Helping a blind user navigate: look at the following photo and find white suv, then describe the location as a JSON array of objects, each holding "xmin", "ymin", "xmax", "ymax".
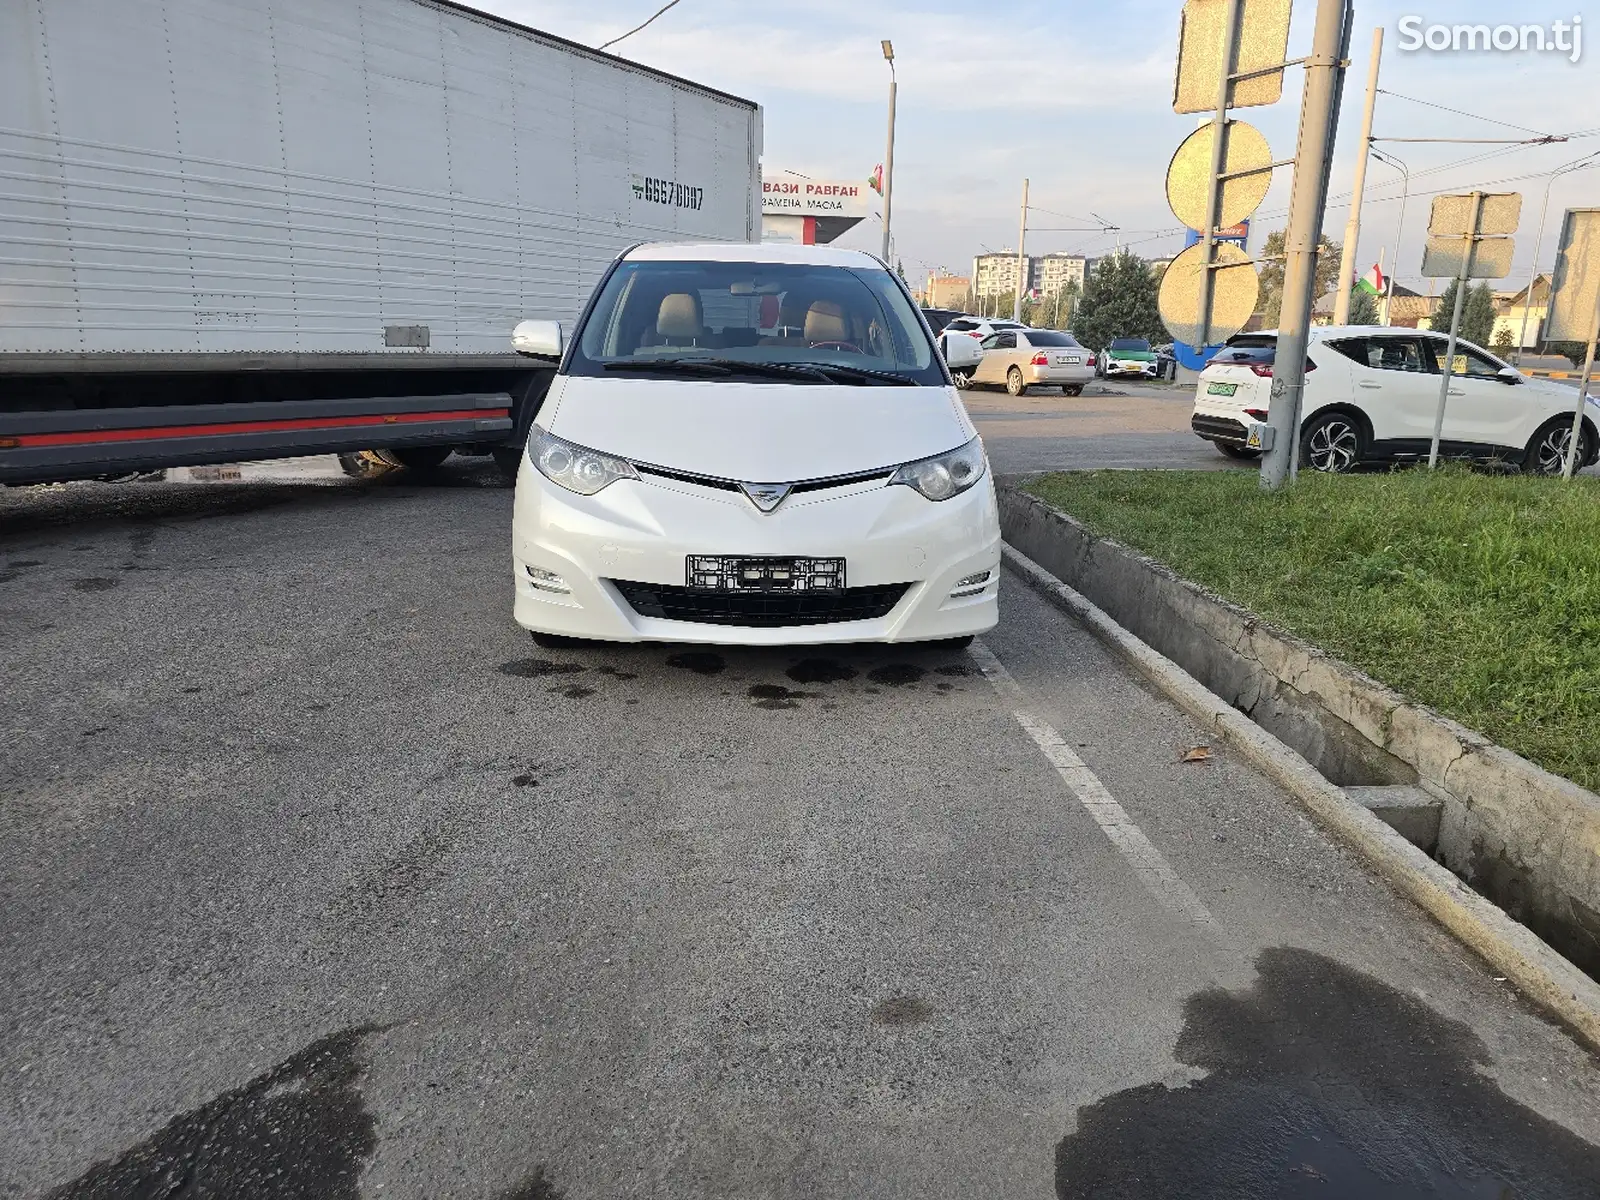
[
  {"xmin": 1191, "ymin": 326, "xmax": 1600, "ymax": 474},
  {"xmin": 938, "ymin": 317, "xmax": 1027, "ymax": 382}
]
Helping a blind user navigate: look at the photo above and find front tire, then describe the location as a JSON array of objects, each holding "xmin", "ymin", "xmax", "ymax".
[
  {"xmin": 1523, "ymin": 417, "xmax": 1595, "ymax": 476},
  {"xmin": 1216, "ymin": 443, "xmax": 1260, "ymax": 460},
  {"xmin": 1005, "ymin": 367, "xmax": 1027, "ymax": 397},
  {"xmin": 1299, "ymin": 411, "xmax": 1364, "ymax": 473},
  {"xmin": 951, "ymin": 369, "xmax": 973, "ymax": 390}
]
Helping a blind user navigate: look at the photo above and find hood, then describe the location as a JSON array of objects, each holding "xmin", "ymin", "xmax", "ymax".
[
  {"xmin": 1109, "ymin": 348, "xmax": 1156, "ymax": 359},
  {"xmin": 543, "ymin": 377, "xmax": 973, "ymax": 481},
  {"xmin": 1521, "ymin": 374, "xmax": 1600, "ymax": 404}
]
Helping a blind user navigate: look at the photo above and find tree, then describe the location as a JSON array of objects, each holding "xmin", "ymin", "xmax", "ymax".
[
  {"xmin": 1074, "ymin": 250, "xmax": 1165, "ymax": 351},
  {"xmin": 1256, "ymin": 229, "xmax": 1345, "ymax": 328},
  {"xmin": 1347, "ymin": 286, "xmax": 1379, "ymax": 326},
  {"xmin": 1432, "ymin": 280, "xmax": 1498, "ymax": 347},
  {"xmin": 1492, "ymin": 325, "xmax": 1516, "ymax": 354}
]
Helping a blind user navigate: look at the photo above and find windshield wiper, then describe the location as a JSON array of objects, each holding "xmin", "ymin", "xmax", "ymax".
[
  {"xmin": 602, "ymin": 358, "xmax": 835, "ymax": 382},
  {"xmin": 603, "ymin": 359, "xmax": 734, "ymax": 376},
  {"xmin": 601, "ymin": 357, "xmax": 918, "ymax": 385},
  {"xmin": 787, "ymin": 362, "xmax": 920, "ymax": 386}
]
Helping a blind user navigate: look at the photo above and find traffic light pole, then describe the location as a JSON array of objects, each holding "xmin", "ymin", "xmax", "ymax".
[{"xmin": 1260, "ymin": 0, "xmax": 1352, "ymax": 490}]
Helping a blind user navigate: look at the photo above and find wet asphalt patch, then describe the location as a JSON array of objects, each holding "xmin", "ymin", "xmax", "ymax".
[
  {"xmin": 71, "ymin": 577, "xmax": 119, "ymax": 593},
  {"xmin": 550, "ymin": 684, "xmax": 596, "ymax": 699},
  {"xmin": 870, "ymin": 995, "xmax": 936, "ymax": 1028},
  {"xmin": 867, "ymin": 663, "xmax": 926, "ymax": 687},
  {"xmin": 747, "ymin": 683, "xmax": 820, "ymax": 710},
  {"xmin": 498, "ymin": 659, "xmax": 586, "ymax": 679},
  {"xmin": 1054, "ymin": 947, "xmax": 1600, "ymax": 1199},
  {"xmin": 43, "ymin": 1026, "xmax": 567, "ymax": 1200},
  {"xmin": 45, "ymin": 1026, "xmax": 384, "ymax": 1199},
  {"xmin": 665, "ymin": 651, "xmax": 726, "ymax": 675},
  {"xmin": 786, "ymin": 658, "xmax": 859, "ymax": 684}
]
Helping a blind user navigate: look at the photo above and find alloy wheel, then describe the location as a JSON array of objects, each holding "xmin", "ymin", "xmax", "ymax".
[
  {"xmin": 1533, "ymin": 425, "xmax": 1578, "ymax": 475},
  {"xmin": 1307, "ymin": 419, "xmax": 1359, "ymax": 472}
]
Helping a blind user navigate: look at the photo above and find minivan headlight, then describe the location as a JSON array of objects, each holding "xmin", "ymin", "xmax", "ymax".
[
  {"xmin": 531, "ymin": 426, "xmax": 639, "ymax": 495},
  {"xmin": 889, "ymin": 436, "xmax": 986, "ymax": 501}
]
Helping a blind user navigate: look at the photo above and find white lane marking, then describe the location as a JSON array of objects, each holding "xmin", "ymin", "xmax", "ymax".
[{"xmin": 970, "ymin": 638, "xmax": 1219, "ymax": 929}]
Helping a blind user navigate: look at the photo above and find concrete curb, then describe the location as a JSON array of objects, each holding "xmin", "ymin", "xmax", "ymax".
[{"xmin": 1003, "ymin": 541, "xmax": 1600, "ymax": 1054}]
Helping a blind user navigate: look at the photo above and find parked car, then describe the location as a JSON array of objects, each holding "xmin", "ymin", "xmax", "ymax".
[
  {"xmin": 1154, "ymin": 343, "xmax": 1179, "ymax": 382},
  {"xmin": 1190, "ymin": 327, "xmax": 1600, "ymax": 473},
  {"xmin": 921, "ymin": 308, "xmax": 968, "ymax": 335},
  {"xmin": 937, "ymin": 316, "xmax": 1027, "ymax": 385},
  {"xmin": 970, "ymin": 329, "xmax": 1096, "ymax": 396},
  {"xmin": 510, "ymin": 242, "xmax": 1001, "ymax": 646},
  {"xmin": 1098, "ymin": 337, "xmax": 1160, "ymax": 379}
]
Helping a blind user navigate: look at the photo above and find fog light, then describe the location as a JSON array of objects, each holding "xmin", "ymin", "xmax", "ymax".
[
  {"xmin": 525, "ymin": 564, "xmax": 570, "ymax": 594},
  {"xmin": 950, "ymin": 570, "xmax": 992, "ymax": 598}
]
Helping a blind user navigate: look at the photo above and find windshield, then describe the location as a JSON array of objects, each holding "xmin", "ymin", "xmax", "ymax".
[
  {"xmin": 1026, "ymin": 331, "xmax": 1081, "ymax": 347},
  {"xmin": 566, "ymin": 260, "xmax": 947, "ymax": 385},
  {"xmin": 1109, "ymin": 338, "xmax": 1151, "ymax": 352}
]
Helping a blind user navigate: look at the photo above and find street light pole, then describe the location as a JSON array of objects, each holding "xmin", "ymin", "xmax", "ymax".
[
  {"xmin": 1013, "ymin": 178, "xmax": 1029, "ymax": 324},
  {"xmin": 1371, "ymin": 148, "xmax": 1408, "ymax": 326},
  {"xmin": 880, "ymin": 40, "xmax": 896, "ymax": 263},
  {"xmin": 1515, "ymin": 154, "xmax": 1599, "ymax": 363},
  {"xmin": 1333, "ymin": 26, "xmax": 1383, "ymax": 326}
]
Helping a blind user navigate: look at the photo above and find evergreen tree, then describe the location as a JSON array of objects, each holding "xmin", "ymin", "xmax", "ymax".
[
  {"xmin": 1256, "ymin": 229, "xmax": 1345, "ymax": 327},
  {"xmin": 1074, "ymin": 250, "xmax": 1165, "ymax": 351},
  {"xmin": 1347, "ymin": 286, "xmax": 1379, "ymax": 326},
  {"xmin": 1431, "ymin": 280, "xmax": 1498, "ymax": 347}
]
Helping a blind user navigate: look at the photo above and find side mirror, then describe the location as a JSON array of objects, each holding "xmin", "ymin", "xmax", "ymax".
[
  {"xmin": 1497, "ymin": 366, "xmax": 1522, "ymax": 384},
  {"xmin": 512, "ymin": 319, "xmax": 563, "ymax": 359}
]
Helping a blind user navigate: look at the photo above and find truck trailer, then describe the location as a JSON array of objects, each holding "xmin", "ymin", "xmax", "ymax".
[{"xmin": 0, "ymin": 0, "xmax": 762, "ymax": 483}]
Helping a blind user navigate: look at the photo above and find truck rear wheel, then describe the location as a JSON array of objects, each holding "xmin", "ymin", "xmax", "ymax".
[
  {"xmin": 492, "ymin": 446, "xmax": 525, "ymax": 481},
  {"xmin": 383, "ymin": 446, "xmax": 451, "ymax": 470}
]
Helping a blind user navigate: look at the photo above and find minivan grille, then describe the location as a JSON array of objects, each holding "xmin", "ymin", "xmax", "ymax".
[{"xmin": 611, "ymin": 580, "xmax": 911, "ymax": 627}]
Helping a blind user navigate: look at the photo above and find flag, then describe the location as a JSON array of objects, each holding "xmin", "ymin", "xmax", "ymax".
[
  {"xmin": 868, "ymin": 164, "xmax": 883, "ymax": 196},
  {"xmin": 1356, "ymin": 263, "xmax": 1386, "ymax": 295}
]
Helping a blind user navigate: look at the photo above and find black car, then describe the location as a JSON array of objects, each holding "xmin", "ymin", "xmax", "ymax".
[{"xmin": 921, "ymin": 308, "xmax": 970, "ymax": 336}]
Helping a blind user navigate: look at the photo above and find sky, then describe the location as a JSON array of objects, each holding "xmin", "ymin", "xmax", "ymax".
[{"xmin": 487, "ymin": 0, "xmax": 1598, "ymax": 297}]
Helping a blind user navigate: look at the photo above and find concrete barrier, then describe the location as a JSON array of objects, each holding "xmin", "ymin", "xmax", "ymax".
[{"xmin": 998, "ymin": 479, "xmax": 1600, "ymax": 980}]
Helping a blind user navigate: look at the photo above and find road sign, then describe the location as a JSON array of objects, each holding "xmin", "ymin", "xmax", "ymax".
[
  {"xmin": 1429, "ymin": 192, "xmax": 1521, "ymax": 237},
  {"xmin": 1420, "ymin": 235, "xmax": 1515, "ymax": 280},
  {"xmin": 1546, "ymin": 207, "xmax": 1600, "ymax": 342},
  {"xmin": 1159, "ymin": 241, "xmax": 1259, "ymax": 346},
  {"xmin": 1166, "ymin": 120, "xmax": 1273, "ymax": 232},
  {"xmin": 1173, "ymin": 0, "xmax": 1294, "ymax": 113}
]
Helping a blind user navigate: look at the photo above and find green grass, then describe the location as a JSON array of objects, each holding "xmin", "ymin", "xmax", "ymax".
[{"xmin": 1024, "ymin": 469, "xmax": 1600, "ymax": 793}]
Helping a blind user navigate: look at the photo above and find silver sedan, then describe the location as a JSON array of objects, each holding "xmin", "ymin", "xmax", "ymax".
[{"xmin": 970, "ymin": 328, "xmax": 1096, "ymax": 396}]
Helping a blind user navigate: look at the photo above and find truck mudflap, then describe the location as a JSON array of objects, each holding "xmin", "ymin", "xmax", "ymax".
[{"xmin": 0, "ymin": 393, "xmax": 513, "ymax": 486}]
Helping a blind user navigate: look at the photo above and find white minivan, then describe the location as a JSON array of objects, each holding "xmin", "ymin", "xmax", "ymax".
[
  {"xmin": 508, "ymin": 243, "xmax": 1001, "ymax": 646},
  {"xmin": 1191, "ymin": 326, "xmax": 1600, "ymax": 473}
]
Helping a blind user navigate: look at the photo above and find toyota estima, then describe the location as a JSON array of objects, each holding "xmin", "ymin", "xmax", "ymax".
[{"xmin": 508, "ymin": 243, "xmax": 1001, "ymax": 646}]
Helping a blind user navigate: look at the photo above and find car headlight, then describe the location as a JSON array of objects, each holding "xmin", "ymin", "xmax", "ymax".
[
  {"xmin": 889, "ymin": 436, "xmax": 986, "ymax": 501},
  {"xmin": 531, "ymin": 425, "xmax": 639, "ymax": 495}
]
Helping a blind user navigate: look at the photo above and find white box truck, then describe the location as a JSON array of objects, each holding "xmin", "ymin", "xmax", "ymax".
[{"xmin": 0, "ymin": 0, "xmax": 761, "ymax": 482}]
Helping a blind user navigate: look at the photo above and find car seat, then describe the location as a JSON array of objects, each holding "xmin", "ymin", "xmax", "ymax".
[{"xmin": 653, "ymin": 293, "xmax": 704, "ymax": 348}]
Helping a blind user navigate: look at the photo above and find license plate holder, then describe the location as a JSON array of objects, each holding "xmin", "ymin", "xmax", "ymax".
[
  {"xmin": 687, "ymin": 555, "xmax": 845, "ymax": 592},
  {"xmin": 1207, "ymin": 381, "xmax": 1239, "ymax": 396}
]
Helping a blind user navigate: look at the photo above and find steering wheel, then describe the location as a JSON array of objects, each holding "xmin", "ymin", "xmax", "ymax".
[{"xmin": 808, "ymin": 340, "xmax": 862, "ymax": 354}]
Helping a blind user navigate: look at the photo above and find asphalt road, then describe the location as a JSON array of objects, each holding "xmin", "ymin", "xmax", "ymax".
[
  {"xmin": 3, "ymin": 465, "xmax": 1599, "ymax": 1198},
  {"xmin": 966, "ymin": 380, "xmax": 1246, "ymax": 474}
]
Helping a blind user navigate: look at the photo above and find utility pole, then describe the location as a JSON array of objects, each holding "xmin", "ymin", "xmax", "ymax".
[
  {"xmin": 1013, "ymin": 178, "xmax": 1029, "ymax": 324},
  {"xmin": 1429, "ymin": 192, "xmax": 1485, "ymax": 469},
  {"xmin": 880, "ymin": 40, "xmax": 896, "ymax": 261},
  {"xmin": 1332, "ymin": 26, "xmax": 1382, "ymax": 326},
  {"xmin": 1260, "ymin": 0, "xmax": 1352, "ymax": 490}
]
